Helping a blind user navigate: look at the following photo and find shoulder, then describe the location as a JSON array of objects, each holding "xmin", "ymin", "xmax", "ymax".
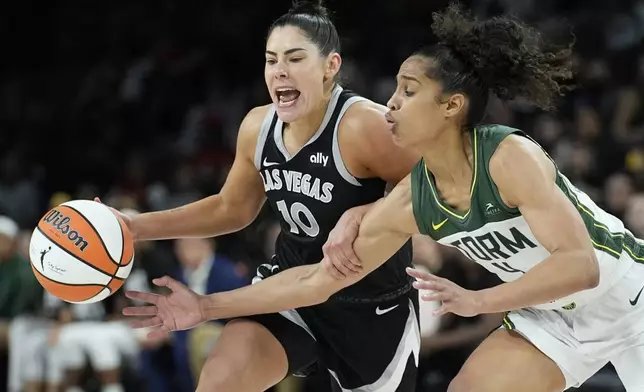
[
  {"xmin": 236, "ymin": 104, "xmax": 273, "ymax": 154},
  {"xmin": 239, "ymin": 104, "xmax": 272, "ymax": 139},
  {"xmin": 476, "ymin": 124, "xmax": 524, "ymax": 144},
  {"xmin": 489, "ymin": 134, "xmax": 553, "ymax": 175},
  {"xmin": 338, "ymin": 100, "xmax": 389, "ymax": 136},
  {"xmin": 489, "ymin": 134, "xmax": 556, "ymax": 207},
  {"xmin": 337, "ymin": 98, "xmax": 419, "ymax": 182}
]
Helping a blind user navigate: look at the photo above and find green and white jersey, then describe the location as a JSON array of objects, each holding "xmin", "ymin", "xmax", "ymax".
[{"xmin": 411, "ymin": 124, "xmax": 644, "ymax": 310}]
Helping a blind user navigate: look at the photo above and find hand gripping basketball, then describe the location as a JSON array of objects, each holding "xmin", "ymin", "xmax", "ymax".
[
  {"xmin": 123, "ymin": 276, "xmax": 207, "ymax": 339},
  {"xmin": 93, "ymin": 197, "xmax": 136, "ymax": 239}
]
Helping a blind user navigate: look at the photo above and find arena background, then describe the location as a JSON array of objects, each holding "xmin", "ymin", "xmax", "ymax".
[{"xmin": 1, "ymin": 0, "xmax": 643, "ymax": 391}]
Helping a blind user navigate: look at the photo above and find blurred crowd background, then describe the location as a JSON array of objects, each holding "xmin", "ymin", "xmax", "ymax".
[{"xmin": 2, "ymin": 0, "xmax": 644, "ymax": 391}]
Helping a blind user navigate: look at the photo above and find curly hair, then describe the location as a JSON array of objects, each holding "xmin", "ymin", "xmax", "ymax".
[{"xmin": 416, "ymin": 3, "xmax": 574, "ymax": 128}]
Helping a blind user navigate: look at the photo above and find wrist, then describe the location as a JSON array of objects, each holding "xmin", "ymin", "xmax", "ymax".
[
  {"xmin": 476, "ymin": 288, "xmax": 493, "ymax": 314},
  {"xmin": 129, "ymin": 215, "xmax": 143, "ymax": 241},
  {"xmin": 198, "ymin": 294, "xmax": 211, "ymax": 322}
]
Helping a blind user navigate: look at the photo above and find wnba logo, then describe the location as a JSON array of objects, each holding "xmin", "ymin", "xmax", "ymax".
[{"xmin": 42, "ymin": 210, "xmax": 89, "ymax": 251}]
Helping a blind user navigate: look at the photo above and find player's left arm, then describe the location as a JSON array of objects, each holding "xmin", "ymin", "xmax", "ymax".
[
  {"xmin": 198, "ymin": 176, "xmax": 420, "ymax": 320},
  {"xmin": 322, "ymin": 102, "xmax": 419, "ymax": 278},
  {"xmin": 476, "ymin": 135, "xmax": 599, "ymax": 314}
]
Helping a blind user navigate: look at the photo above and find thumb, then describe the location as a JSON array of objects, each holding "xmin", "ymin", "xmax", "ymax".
[
  {"xmin": 153, "ymin": 276, "xmax": 184, "ymax": 292},
  {"xmin": 94, "ymin": 197, "xmax": 102, "ymax": 204}
]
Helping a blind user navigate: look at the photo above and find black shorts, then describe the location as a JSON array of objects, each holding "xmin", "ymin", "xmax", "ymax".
[{"xmin": 245, "ymin": 263, "xmax": 420, "ymax": 392}]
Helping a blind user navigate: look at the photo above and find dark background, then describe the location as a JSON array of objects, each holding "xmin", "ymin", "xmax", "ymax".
[{"xmin": 1, "ymin": 0, "xmax": 643, "ymax": 391}]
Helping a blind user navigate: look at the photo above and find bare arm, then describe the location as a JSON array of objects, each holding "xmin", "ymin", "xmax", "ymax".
[
  {"xmin": 328, "ymin": 102, "xmax": 419, "ymax": 228},
  {"xmin": 476, "ymin": 135, "xmax": 599, "ymax": 313},
  {"xmin": 320, "ymin": 102, "xmax": 420, "ymax": 277},
  {"xmin": 200, "ymin": 175, "xmax": 420, "ymax": 319},
  {"xmin": 130, "ymin": 106, "xmax": 269, "ymax": 240},
  {"xmin": 340, "ymin": 101, "xmax": 419, "ymax": 185}
]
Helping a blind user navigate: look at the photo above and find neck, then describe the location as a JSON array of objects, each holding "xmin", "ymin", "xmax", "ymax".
[
  {"xmin": 285, "ymin": 84, "xmax": 336, "ymax": 143},
  {"xmin": 417, "ymin": 126, "xmax": 473, "ymax": 186}
]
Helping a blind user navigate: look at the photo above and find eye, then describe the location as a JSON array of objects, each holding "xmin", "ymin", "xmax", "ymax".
[
  {"xmin": 266, "ymin": 59, "xmax": 277, "ymax": 65},
  {"xmin": 290, "ymin": 57, "xmax": 303, "ymax": 63},
  {"xmin": 404, "ymin": 88, "xmax": 415, "ymax": 97}
]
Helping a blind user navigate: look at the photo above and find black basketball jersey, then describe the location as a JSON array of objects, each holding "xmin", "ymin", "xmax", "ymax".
[{"xmin": 254, "ymin": 86, "xmax": 413, "ymax": 302}]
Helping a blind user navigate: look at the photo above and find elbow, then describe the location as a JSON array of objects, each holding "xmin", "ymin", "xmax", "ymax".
[
  {"xmin": 232, "ymin": 209, "xmax": 259, "ymax": 231},
  {"xmin": 586, "ymin": 263, "xmax": 600, "ymax": 290},
  {"xmin": 580, "ymin": 250, "xmax": 600, "ymax": 290},
  {"xmin": 219, "ymin": 201, "xmax": 261, "ymax": 233}
]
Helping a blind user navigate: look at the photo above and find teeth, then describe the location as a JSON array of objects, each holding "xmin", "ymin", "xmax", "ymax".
[
  {"xmin": 275, "ymin": 87, "xmax": 300, "ymax": 105},
  {"xmin": 276, "ymin": 88, "xmax": 296, "ymax": 96}
]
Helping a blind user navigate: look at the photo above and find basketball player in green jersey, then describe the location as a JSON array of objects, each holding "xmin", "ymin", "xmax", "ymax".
[{"xmin": 123, "ymin": 4, "xmax": 644, "ymax": 391}]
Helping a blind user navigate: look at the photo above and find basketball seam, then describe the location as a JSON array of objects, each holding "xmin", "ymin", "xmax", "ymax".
[
  {"xmin": 36, "ymin": 226, "xmax": 121, "ymax": 279},
  {"xmin": 116, "ymin": 213, "xmax": 126, "ymax": 265},
  {"xmin": 32, "ymin": 265, "xmax": 105, "ymax": 302},
  {"xmin": 40, "ymin": 203, "xmax": 131, "ymax": 301},
  {"xmin": 60, "ymin": 205, "xmax": 121, "ymax": 267},
  {"xmin": 115, "ymin": 213, "xmax": 132, "ymax": 266},
  {"xmin": 104, "ymin": 252, "xmax": 134, "ymax": 295},
  {"xmin": 96, "ymin": 209, "xmax": 129, "ymax": 295}
]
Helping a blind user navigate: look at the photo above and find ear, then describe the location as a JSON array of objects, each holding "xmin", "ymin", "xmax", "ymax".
[
  {"xmin": 324, "ymin": 52, "xmax": 342, "ymax": 82},
  {"xmin": 443, "ymin": 93, "xmax": 466, "ymax": 119}
]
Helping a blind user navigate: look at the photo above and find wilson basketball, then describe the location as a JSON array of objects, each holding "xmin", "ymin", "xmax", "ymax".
[{"xmin": 29, "ymin": 200, "xmax": 135, "ymax": 304}]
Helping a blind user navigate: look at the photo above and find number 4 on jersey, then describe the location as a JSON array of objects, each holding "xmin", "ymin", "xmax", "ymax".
[{"xmin": 276, "ymin": 200, "xmax": 320, "ymax": 237}]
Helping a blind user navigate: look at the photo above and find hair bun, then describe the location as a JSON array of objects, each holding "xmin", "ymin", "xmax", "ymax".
[
  {"xmin": 431, "ymin": 2, "xmax": 573, "ymax": 110},
  {"xmin": 289, "ymin": 0, "xmax": 329, "ymax": 18}
]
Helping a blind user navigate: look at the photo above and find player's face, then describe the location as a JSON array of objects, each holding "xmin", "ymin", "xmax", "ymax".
[
  {"xmin": 386, "ymin": 56, "xmax": 462, "ymax": 148},
  {"xmin": 265, "ymin": 26, "xmax": 339, "ymax": 122}
]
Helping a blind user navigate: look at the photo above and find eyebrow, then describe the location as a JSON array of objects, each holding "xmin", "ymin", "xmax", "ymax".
[
  {"xmin": 265, "ymin": 48, "xmax": 307, "ymax": 56},
  {"xmin": 400, "ymin": 75, "xmax": 422, "ymax": 84}
]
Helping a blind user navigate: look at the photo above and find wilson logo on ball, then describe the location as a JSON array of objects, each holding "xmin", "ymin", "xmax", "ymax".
[{"xmin": 42, "ymin": 209, "xmax": 89, "ymax": 251}]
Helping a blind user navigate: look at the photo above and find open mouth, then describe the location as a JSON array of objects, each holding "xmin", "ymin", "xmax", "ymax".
[{"xmin": 275, "ymin": 87, "xmax": 301, "ymax": 108}]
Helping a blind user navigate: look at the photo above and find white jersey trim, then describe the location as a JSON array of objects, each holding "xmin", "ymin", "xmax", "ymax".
[
  {"xmin": 328, "ymin": 299, "xmax": 420, "ymax": 391},
  {"xmin": 331, "ymin": 96, "xmax": 368, "ymax": 187},
  {"xmin": 254, "ymin": 106, "xmax": 276, "ymax": 170},
  {"xmin": 273, "ymin": 85, "xmax": 343, "ymax": 161}
]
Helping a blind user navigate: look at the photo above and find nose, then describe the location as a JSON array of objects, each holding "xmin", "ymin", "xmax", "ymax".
[
  {"xmin": 274, "ymin": 64, "xmax": 288, "ymax": 80},
  {"xmin": 387, "ymin": 94, "xmax": 400, "ymax": 111}
]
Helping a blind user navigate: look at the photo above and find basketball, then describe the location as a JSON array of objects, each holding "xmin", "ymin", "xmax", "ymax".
[{"xmin": 29, "ymin": 200, "xmax": 135, "ymax": 304}]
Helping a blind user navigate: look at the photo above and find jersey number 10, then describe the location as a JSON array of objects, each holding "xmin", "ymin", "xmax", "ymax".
[{"xmin": 276, "ymin": 200, "xmax": 320, "ymax": 237}]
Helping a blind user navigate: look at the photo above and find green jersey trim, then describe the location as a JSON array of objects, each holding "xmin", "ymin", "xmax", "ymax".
[
  {"xmin": 558, "ymin": 175, "xmax": 644, "ymax": 262},
  {"xmin": 423, "ymin": 129, "xmax": 479, "ymax": 221}
]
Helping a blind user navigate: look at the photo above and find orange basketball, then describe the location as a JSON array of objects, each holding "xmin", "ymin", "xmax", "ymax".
[{"xmin": 29, "ymin": 200, "xmax": 135, "ymax": 303}]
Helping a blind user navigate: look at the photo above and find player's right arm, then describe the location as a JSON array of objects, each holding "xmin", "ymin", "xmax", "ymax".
[
  {"xmin": 127, "ymin": 106, "xmax": 269, "ymax": 240},
  {"xmin": 196, "ymin": 175, "xmax": 421, "ymax": 319},
  {"xmin": 122, "ymin": 177, "xmax": 422, "ymax": 333}
]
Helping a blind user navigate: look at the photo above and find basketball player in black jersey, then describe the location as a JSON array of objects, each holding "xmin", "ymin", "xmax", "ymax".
[
  {"xmin": 124, "ymin": 4, "xmax": 644, "ymax": 392},
  {"xmin": 108, "ymin": 1, "xmax": 421, "ymax": 391}
]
